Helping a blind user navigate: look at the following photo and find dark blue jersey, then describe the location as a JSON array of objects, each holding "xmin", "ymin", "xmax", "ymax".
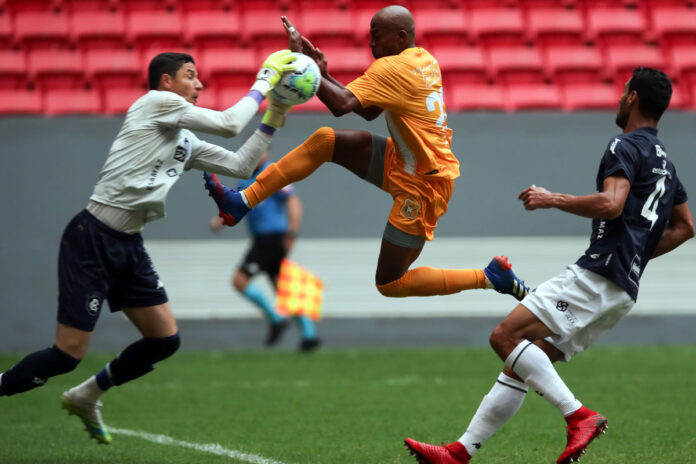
[{"xmin": 576, "ymin": 127, "xmax": 688, "ymax": 301}]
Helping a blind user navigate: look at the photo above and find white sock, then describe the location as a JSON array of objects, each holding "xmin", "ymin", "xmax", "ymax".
[
  {"xmin": 458, "ymin": 372, "xmax": 528, "ymax": 456},
  {"xmin": 505, "ymin": 341, "xmax": 582, "ymax": 416},
  {"xmin": 240, "ymin": 191, "xmax": 250, "ymax": 208},
  {"xmin": 68, "ymin": 376, "xmax": 104, "ymax": 403}
]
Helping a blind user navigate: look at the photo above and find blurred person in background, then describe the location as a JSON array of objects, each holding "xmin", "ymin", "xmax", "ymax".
[{"xmin": 211, "ymin": 150, "xmax": 320, "ymax": 352}]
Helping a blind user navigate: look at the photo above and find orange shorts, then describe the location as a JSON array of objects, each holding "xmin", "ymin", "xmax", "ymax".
[{"xmin": 380, "ymin": 138, "xmax": 454, "ymax": 241}]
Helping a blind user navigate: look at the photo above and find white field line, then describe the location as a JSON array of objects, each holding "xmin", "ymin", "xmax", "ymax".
[{"xmin": 110, "ymin": 427, "xmax": 291, "ymax": 464}]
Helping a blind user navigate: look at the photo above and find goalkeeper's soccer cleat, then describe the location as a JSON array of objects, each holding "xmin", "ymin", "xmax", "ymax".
[
  {"xmin": 483, "ymin": 255, "xmax": 530, "ymax": 301},
  {"xmin": 557, "ymin": 409, "xmax": 607, "ymax": 464},
  {"xmin": 203, "ymin": 172, "xmax": 250, "ymax": 226},
  {"xmin": 404, "ymin": 438, "xmax": 471, "ymax": 464},
  {"xmin": 61, "ymin": 390, "xmax": 112, "ymax": 445}
]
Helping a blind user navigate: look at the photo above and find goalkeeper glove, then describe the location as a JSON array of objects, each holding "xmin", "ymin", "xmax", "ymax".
[
  {"xmin": 261, "ymin": 93, "xmax": 293, "ymax": 129},
  {"xmin": 251, "ymin": 49, "xmax": 296, "ymax": 96}
]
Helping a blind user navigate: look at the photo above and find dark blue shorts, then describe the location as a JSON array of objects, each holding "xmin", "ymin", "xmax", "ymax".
[
  {"xmin": 57, "ymin": 210, "xmax": 168, "ymax": 331},
  {"xmin": 239, "ymin": 234, "xmax": 287, "ymax": 280}
]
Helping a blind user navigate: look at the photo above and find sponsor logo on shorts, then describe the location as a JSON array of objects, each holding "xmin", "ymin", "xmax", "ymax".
[
  {"xmin": 86, "ymin": 296, "xmax": 102, "ymax": 316},
  {"xmin": 556, "ymin": 300, "xmax": 578, "ymax": 326},
  {"xmin": 400, "ymin": 198, "xmax": 421, "ymax": 220}
]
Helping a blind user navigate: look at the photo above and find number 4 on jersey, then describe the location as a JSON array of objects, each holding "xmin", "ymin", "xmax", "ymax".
[{"xmin": 641, "ymin": 176, "xmax": 667, "ymax": 229}]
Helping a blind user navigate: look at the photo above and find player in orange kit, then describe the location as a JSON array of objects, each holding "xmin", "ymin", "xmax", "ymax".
[{"xmin": 203, "ymin": 5, "xmax": 529, "ymax": 301}]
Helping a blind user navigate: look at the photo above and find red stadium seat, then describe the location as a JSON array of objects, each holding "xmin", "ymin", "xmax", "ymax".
[
  {"xmin": 0, "ymin": 50, "xmax": 28, "ymax": 89},
  {"xmin": 669, "ymin": 83, "xmax": 689, "ymax": 110},
  {"xmin": 468, "ymin": 8, "xmax": 526, "ymax": 47},
  {"xmin": 449, "ymin": 84, "xmax": 505, "ymax": 111},
  {"xmin": 13, "ymin": 11, "xmax": 70, "ymax": 51},
  {"xmin": 297, "ymin": 0, "xmax": 350, "ymax": 10},
  {"xmin": 685, "ymin": 82, "xmax": 696, "ymax": 110},
  {"xmin": 352, "ymin": 10, "xmax": 374, "ymax": 46},
  {"xmin": 414, "ymin": 9, "xmax": 468, "ymax": 48},
  {"xmin": 198, "ymin": 48, "xmax": 257, "ymax": 89},
  {"xmin": 432, "ymin": 46, "xmax": 488, "ymax": 86},
  {"xmin": 218, "ymin": 85, "xmax": 259, "ymax": 111},
  {"xmin": 28, "ymin": 49, "xmax": 85, "ymax": 90},
  {"xmin": 193, "ymin": 85, "xmax": 219, "ymax": 110},
  {"xmin": 175, "ymin": 0, "xmax": 235, "ymax": 11},
  {"xmin": 102, "ymin": 87, "xmax": 147, "ymax": 115},
  {"xmin": 487, "ymin": 46, "xmax": 546, "ymax": 85},
  {"xmin": 70, "ymin": 11, "xmax": 127, "ymax": 50},
  {"xmin": 44, "ymin": 89, "xmax": 102, "ymax": 115},
  {"xmin": 0, "ymin": 89, "xmax": 43, "ymax": 114},
  {"xmin": 85, "ymin": 49, "xmax": 142, "ymax": 91},
  {"xmin": 544, "ymin": 45, "xmax": 604, "ymax": 85},
  {"xmin": 184, "ymin": 10, "xmax": 242, "ymax": 49},
  {"xmin": 242, "ymin": 10, "xmax": 296, "ymax": 51},
  {"xmin": 670, "ymin": 46, "xmax": 696, "ymax": 87},
  {"xmin": 0, "ymin": 14, "xmax": 13, "ymax": 49},
  {"xmin": 605, "ymin": 45, "xmax": 665, "ymax": 85},
  {"xmin": 290, "ymin": 95, "xmax": 328, "ymax": 112},
  {"xmin": 650, "ymin": 7, "xmax": 696, "ymax": 48},
  {"xmin": 351, "ymin": 0, "xmax": 411, "ymax": 13},
  {"xmin": 586, "ymin": 7, "xmax": 646, "ymax": 47},
  {"xmin": 562, "ymin": 82, "xmax": 618, "ymax": 111},
  {"xmin": 235, "ymin": 0, "xmax": 290, "ymax": 13},
  {"xmin": 117, "ymin": 0, "xmax": 175, "ymax": 12},
  {"xmin": 127, "ymin": 11, "xmax": 184, "ymax": 52},
  {"xmin": 506, "ymin": 83, "xmax": 562, "ymax": 110},
  {"xmin": 61, "ymin": 0, "xmax": 116, "ymax": 12},
  {"xmin": 526, "ymin": 8, "xmax": 586, "ymax": 48},
  {"xmin": 2, "ymin": 0, "xmax": 58, "ymax": 13},
  {"xmin": 320, "ymin": 46, "xmax": 371, "ymax": 85},
  {"xmin": 519, "ymin": 0, "xmax": 578, "ymax": 9},
  {"xmin": 300, "ymin": 8, "xmax": 356, "ymax": 48}
]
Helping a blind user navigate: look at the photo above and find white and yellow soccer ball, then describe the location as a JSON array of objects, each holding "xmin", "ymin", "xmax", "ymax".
[{"xmin": 271, "ymin": 52, "xmax": 322, "ymax": 106}]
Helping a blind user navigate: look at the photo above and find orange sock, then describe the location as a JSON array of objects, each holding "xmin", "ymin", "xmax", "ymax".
[
  {"xmin": 245, "ymin": 127, "xmax": 335, "ymax": 207},
  {"xmin": 376, "ymin": 266, "xmax": 487, "ymax": 297}
]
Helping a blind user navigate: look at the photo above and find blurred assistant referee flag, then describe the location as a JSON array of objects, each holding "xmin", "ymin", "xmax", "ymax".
[{"xmin": 276, "ymin": 259, "xmax": 324, "ymax": 321}]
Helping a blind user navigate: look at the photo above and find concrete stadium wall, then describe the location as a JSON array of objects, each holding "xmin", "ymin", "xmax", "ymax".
[{"xmin": 1, "ymin": 112, "xmax": 695, "ymax": 350}]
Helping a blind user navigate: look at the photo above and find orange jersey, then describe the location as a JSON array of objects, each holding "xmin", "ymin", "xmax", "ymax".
[{"xmin": 346, "ymin": 47, "xmax": 459, "ymax": 180}]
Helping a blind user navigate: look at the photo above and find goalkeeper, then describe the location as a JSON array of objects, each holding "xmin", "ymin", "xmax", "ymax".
[{"xmin": 0, "ymin": 50, "xmax": 294, "ymax": 445}]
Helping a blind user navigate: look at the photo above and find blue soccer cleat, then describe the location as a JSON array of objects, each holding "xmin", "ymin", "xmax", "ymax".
[
  {"xmin": 203, "ymin": 172, "xmax": 250, "ymax": 226},
  {"xmin": 484, "ymin": 255, "xmax": 530, "ymax": 301}
]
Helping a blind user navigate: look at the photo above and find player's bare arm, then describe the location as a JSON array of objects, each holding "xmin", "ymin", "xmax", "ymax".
[
  {"xmin": 651, "ymin": 202, "xmax": 695, "ymax": 258},
  {"xmin": 281, "ymin": 15, "xmax": 382, "ymax": 121},
  {"xmin": 519, "ymin": 174, "xmax": 631, "ymax": 219}
]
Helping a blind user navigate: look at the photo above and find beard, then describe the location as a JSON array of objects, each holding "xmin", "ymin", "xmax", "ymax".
[{"xmin": 615, "ymin": 109, "xmax": 628, "ymax": 130}]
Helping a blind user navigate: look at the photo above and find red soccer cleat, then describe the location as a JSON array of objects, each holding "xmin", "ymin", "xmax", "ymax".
[
  {"xmin": 557, "ymin": 408, "xmax": 608, "ymax": 464},
  {"xmin": 404, "ymin": 438, "xmax": 471, "ymax": 464}
]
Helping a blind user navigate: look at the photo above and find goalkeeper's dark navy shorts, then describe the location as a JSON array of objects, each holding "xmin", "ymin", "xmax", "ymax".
[
  {"xmin": 238, "ymin": 233, "xmax": 287, "ymax": 280},
  {"xmin": 57, "ymin": 209, "xmax": 169, "ymax": 331}
]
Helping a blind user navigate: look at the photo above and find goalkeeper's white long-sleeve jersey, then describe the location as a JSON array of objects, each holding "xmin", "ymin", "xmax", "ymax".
[{"xmin": 89, "ymin": 90, "xmax": 269, "ymax": 233}]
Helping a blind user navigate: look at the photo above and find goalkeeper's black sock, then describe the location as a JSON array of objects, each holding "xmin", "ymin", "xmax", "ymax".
[{"xmin": 0, "ymin": 346, "xmax": 79, "ymax": 396}]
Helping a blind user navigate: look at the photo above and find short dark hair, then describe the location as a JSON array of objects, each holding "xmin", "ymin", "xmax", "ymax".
[
  {"xmin": 148, "ymin": 52, "xmax": 195, "ymax": 90},
  {"xmin": 628, "ymin": 67, "xmax": 672, "ymax": 121}
]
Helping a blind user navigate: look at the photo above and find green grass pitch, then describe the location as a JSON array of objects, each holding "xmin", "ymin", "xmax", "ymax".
[{"xmin": 1, "ymin": 345, "xmax": 694, "ymax": 464}]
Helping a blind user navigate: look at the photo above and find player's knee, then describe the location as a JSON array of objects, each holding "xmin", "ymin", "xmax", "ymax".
[
  {"xmin": 489, "ymin": 324, "xmax": 507, "ymax": 352},
  {"xmin": 148, "ymin": 332, "xmax": 181, "ymax": 362},
  {"xmin": 306, "ymin": 127, "xmax": 335, "ymax": 162},
  {"xmin": 376, "ymin": 276, "xmax": 408, "ymax": 298}
]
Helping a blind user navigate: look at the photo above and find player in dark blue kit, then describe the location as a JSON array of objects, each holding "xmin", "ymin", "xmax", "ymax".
[
  {"xmin": 405, "ymin": 67, "xmax": 695, "ymax": 464},
  {"xmin": 211, "ymin": 152, "xmax": 320, "ymax": 351}
]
